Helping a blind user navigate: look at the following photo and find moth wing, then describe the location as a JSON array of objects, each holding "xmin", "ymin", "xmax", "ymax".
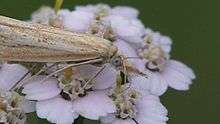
[
  {"xmin": 0, "ymin": 15, "xmax": 115, "ymax": 58},
  {"xmin": 0, "ymin": 45, "xmax": 100, "ymax": 62}
]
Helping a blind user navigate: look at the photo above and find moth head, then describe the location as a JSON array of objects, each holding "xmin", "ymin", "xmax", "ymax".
[{"xmin": 110, "ymin": 55, "xmax": 124, "ymax": 69}]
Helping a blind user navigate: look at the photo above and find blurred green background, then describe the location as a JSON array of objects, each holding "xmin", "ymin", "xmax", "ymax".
[{"xmin": 0, "ymin": 0, "xmax": 219, "ymax": 124}]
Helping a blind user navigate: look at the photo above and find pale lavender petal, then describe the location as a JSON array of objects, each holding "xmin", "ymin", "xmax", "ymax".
[
  {"xmin": 75, "ymin": 64, "xmax": 116, "ymax": 90},
  {"xmin": 62, "ymin": 10, "xmax": 94, "ymax": 32},
  {"xmin": 21, "ymin": 98, "xmax": 36, "ymax": 113},
  {"xmin": 22, "ymin": 76, "xmax": 61, "ymax": 100},
  {"xmin": 136, "ymin": 95, "xmax": 168, "ymax": 124},
  {"xmin": 161, "ymin": 60, "xmax": 195, "ymax": 90},
  {"xmin": 36, "ymin": 97, "xmax": 78, "ymax": 124},
  {"xmin": 114, "ymin": 40, "xmax": 145, "ymax": 72},
  {"xmin": 131, "ymin": 75, "xmax": 150, "ymax": 96},
  {"xmin": 73, "ymin": 91, "xmax": 116, "ymax": 120},
  {"xmin": 111, "ymin": 6, "xmax": 139, "ymax": 19},
  {"xmin": 0, "ymin": 64, "xmax": 28, "ymax": 91},
  {"xmin": 168, "ymin": 60, "xmax": 196, "ymax": 79},
  {"xmin": 148, "ymin": 73, "xmax": 169, "ymax": 96}
]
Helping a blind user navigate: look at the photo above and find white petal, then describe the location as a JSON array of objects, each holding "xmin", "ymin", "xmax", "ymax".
[
  {"xmin": 114, "ymin": 40, "xmax": 145, "ymax": 72},
  {"xmin": 161, "ymin": 60, "xmax": 195, "ymax": 90},
  {"xmin": 114, "ymin": 40, "xmax": 138, "ymax": 57},
  {"xmin": 73, "ymin": 91, "xmax": 116, "ymax": 120},
  {"xmin": 130, "ymin": 75, "xmax": 150, "ymax": 96},
  {"xmin": 136, "ymin": 95, "xmax": 168, "ymax": 124},
  {"xmin": 31, "ymin": 6, "xmax": 55, "ymax": 24},
  {"xmin": 75, "ymin": 5, "xmax": 98, "ymax": 13},
  {"xmin": 148, "ymin": 73, "xmax": 168, "ymax": 96},
  {"xmin": 0, "ymin": 64, "xmax": 28, "ymax": 91},
  {"xmin": 168, "ymin": 60, "xmax": 196, "ymax": 79},
  {"xmin": 112, "ymin": 119, "xmax": 136, "ymax": 124},
  {"xmin": 62, "ymin": 10, "xmax": 94, "ymax": 32},
  {"xmin": 36, "ymin": 97, "xmax": 78, "ymax": 124},
  {"xmin": 101, "ymin": 115, "xmax": 136, "ymax": 124},
  {"xmin": 100, "ymin": 114, "xmax": 116, "ymax": 124},
  {"xmin": 21, "ymin": 98, "xmax": 36, "ymax": 113},
  {"xmin": 75, "ymin": 64, "xmax": 116, "ymax": 90},
  {"xmin": 145, "ymin": 28, "xmax": 172, "ymax": 54},
  {"xmin": 75, "ymin": 4, "xmax": 110, "ymax": 13},
  {"xmin": 111, "ymin": 6, "xmax": 139, "ymax": 19},
  {"xmin": 22, "ymin": 76, "xmax": 61, "ymax": 100},
  {"xmin": 103, "ymin": 15, "xmax": 145, "ymax": 44}
]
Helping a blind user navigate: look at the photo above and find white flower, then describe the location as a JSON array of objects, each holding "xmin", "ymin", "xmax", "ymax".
[
  {"xmin": 111, "ymin": 6, "xmax": 139, "ymax": 19},
  {"xmin": 0, "ymin": 91, "xmax": 28, "ymax": 124},
  {"xmin": 31, "ymin": 6, "xmax": 55, "ymax": 24},
  {"xmin": 144, "ymin": 28, "xmax": 172, "ymax": 54},
  {"xmin": 102, "ymin": 15, "xmax": 145, "ymax": 44},
  {"xmin": 22, "ymin": 75, "xmax": 116, "ymax": 124},
  {"xmin": 114, "ymin": 36, "xmax": 195, "ymax": 96},
  {"xmin": 114, "ymin": 39, "xmax": 145, "ymax": 71},
  {"xmin": 132, "ymin": 59, "xmax": 195, "ymax": 96},
  {"xmin": 76, "ymin": 5, "xmax": 139, "ymax": 19},
  {"xmin": 0, "ymin": 64, "xmax": 35, "ymax": 124},
  {"xmin": 74, "ymin": 64, "xmax": 117, "ymax": 90},
  {"xmin": 60, "ymin": 10, "xmax": 95, "ymax": 32},
  {"xmin": 24, "ymin": 4, "xmax": 196, "ymax": 123},
  {"xmin": 0, "ymin": 64, "xmax": 28, "ymax": 91},
  {"xmin": 36, "ymin": 97, "xmax": 77, "ymax": 124},
  {"xmin": 75, "ymin": 4, "xmax": 111, "ymax": 14},
  {"xmin": 101, "ymin": 89, "xmax": 168, "ymax": 124}
]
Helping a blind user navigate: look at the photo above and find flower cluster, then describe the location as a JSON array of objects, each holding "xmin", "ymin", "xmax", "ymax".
[{"xmin": 0, "ymin": 4, "xmax": 195, "ymax": 124}]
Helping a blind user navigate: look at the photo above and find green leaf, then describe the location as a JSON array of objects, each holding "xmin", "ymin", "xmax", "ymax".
[
  {"xmin": 82, "ymin": 118, "xmax": 100, "ymax": 124},
  {"xmin": 27, "ymin": 112, "xmax": 49, "ymax": 124},
  {"xmin": 75, "ymin": 116, "xmax": 100, "ymax": 124}
]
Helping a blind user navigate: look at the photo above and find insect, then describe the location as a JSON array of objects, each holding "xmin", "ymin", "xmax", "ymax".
[{"xmin": 0, "ymin": 15, "xmax": 143, "ymax": 86}]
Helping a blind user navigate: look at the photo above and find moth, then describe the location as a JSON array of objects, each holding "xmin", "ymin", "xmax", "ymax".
[{"xmin": 0, "ymin": 15, "xmax": 143, "ymax": 82}]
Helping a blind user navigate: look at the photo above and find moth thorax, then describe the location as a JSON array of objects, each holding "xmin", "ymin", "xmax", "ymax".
[
  {"xmin": 139, "ymin": 46, "xmax": 167, "ymax": 72},
  {"xmin": 59, "ymin": 77, "xmax": 93, "ymax": 101}
]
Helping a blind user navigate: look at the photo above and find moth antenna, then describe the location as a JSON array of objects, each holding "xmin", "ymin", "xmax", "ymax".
[
  {"xmin": 10, "ymin": 63, "xmax": 38, "ymax": 91},
  {"xmin": 83, "ymin": 65, "xmax": 106, "ymax": 89},
  {"xmin": 132, "ymin": 118, "xmax": 140, "ymax": 124},
  {"xmin": 16, "ymin": 63, "xmax": 58, "ymax": 88},
  {"xmin": 40, "ymin": 59, "xmax": 102, "ymax": 83},
  {"xmin": 125, "ymin": 57, "xmax": 142, "ymax": 60}
]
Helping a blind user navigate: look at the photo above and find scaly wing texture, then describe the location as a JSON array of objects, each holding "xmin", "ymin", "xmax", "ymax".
[
  {"xmin": 0, "ymin": 15, "xmax": 117, "ymax": 62},
  {"xmin": 0, "ymin": 44, "xmax": 100, "ymax": 62}
]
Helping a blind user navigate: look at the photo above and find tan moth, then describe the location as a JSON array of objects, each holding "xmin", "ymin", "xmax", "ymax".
[{"xmin": 0, "ymin": 15, "xmax": 143, "ymax": 84}]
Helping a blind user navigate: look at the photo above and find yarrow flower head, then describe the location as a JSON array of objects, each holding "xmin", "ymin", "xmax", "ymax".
[
  {"xmin": 22, "ymin": 67, "xmax": 116, "ymax": 124},
  {"xmin": 0, "ymin": 91, "xmax": 26, "ymax": 124},
  {"xmin": 133, "ymin": 28, "xmax": 196, "ymax": 95},
  {"xmin": 0, "ymin": 2, "xmax": 196, "ymax": 124},
  {"xmin": 101, "ymin": 75, "xmax": 168, "ymax": 124},
  {"xmin": 0, "ymin": 64, "xmax": 35, "ymax": 124}
]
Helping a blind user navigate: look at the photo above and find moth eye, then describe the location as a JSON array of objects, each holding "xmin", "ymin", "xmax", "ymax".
[{"xmin": 112, "ymin": 56, "xmax": 123, "ymax": 67}]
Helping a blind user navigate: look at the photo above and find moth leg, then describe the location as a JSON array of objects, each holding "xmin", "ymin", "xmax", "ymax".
[
  {"xmin": 12, "ymin": 63, "xmax": 59, "ymax": 90},
  {"xmin": 82, "ymin": 65, "xmax": 106, "ymax": 89},
  {"xmin": 10, "ymin": 63, "xmax": 38, "ymax": 91},
  {"xmin": 40, "ymin": 58, "xmax": 103, "ymax": 83}
]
